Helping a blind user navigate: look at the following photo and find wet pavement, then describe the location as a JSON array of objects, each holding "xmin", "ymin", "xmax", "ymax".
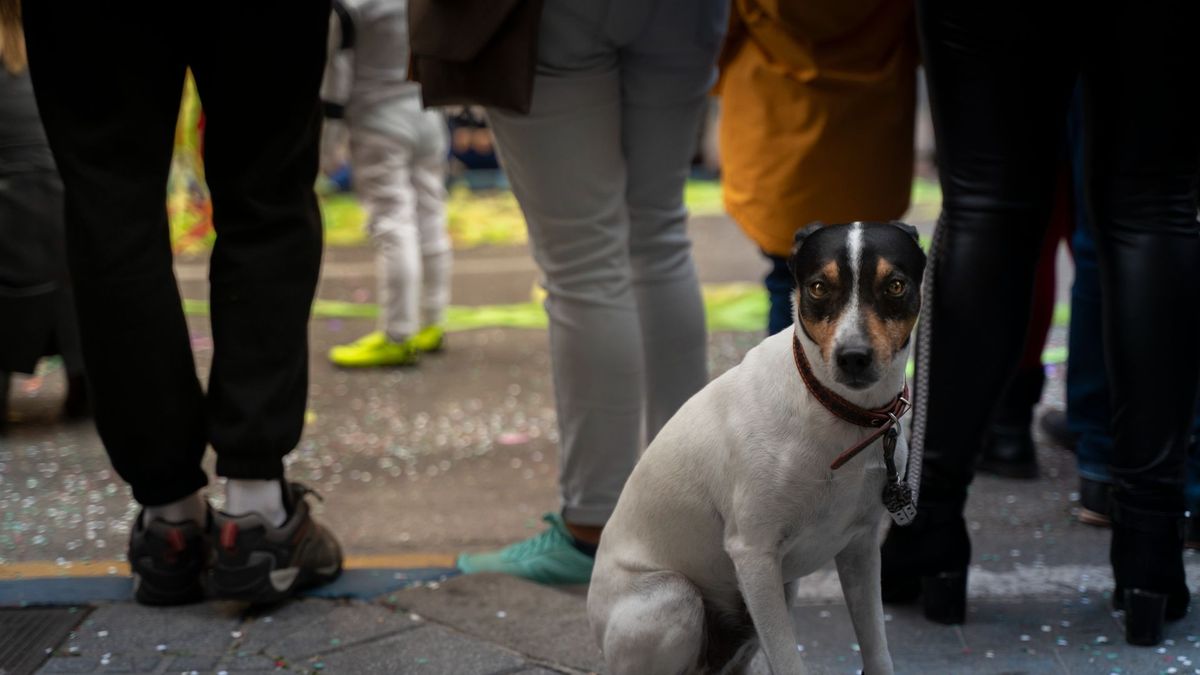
[{"xmin": 7, "ymin": 202, "xmax": 1196, "ymax": 674}]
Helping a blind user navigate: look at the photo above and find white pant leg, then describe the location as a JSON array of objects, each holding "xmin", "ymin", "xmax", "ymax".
[
  {"xmin": 350, "ymin": 129, "xmax": 420, "ymax": 339},
  {"xmin": 411, "ymin": 115, "xmax": 452, "ymax": 328}
]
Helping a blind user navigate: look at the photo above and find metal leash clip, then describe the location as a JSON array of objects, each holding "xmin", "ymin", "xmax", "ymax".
[{"xmin": 881, "ymin": 427, "xmax": 916, "ymax": 526}]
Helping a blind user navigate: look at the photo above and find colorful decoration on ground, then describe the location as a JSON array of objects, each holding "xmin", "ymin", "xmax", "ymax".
[{"xmin": 165, "ymin": 76, "xmax": 941, "ymax": 254}]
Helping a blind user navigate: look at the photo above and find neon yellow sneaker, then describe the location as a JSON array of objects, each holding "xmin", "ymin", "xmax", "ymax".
[
  {"xmin": 410, "ymin": 325, "xmax": 445, "ymax": 353},
  {"xmin": 328, "ymin": 331, "xmax": 418, "ymax": 367}
]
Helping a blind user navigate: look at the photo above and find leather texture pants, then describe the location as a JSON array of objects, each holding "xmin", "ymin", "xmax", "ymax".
[{"xmin": 913, "ymin": 0, "xmax": 1200, "ymax": 514}]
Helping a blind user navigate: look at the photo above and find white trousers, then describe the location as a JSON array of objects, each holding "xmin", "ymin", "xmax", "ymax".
[
  {"xmin": 488, "ymin": 0, "xmax": 728, "ymax": 526},
  {"xmin": 350, "ymin": 124, "xmax": 451, "ymax": 339}
]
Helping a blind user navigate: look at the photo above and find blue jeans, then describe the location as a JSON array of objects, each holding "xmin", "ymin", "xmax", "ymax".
[{"xmin": 765, "ymin": 254, "xmax": 793, "ymax": 336}]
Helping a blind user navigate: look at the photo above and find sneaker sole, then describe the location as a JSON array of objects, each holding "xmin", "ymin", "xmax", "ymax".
[
  {"xmin": 211, "ymin": 562, "xmax": 342, "ymax": 605},
  {"xmin": 132, "ymin": 571, "xmax": 206, "ymax": 607},
  {"xmin": 329, "ymin": 358, "xmax": 419, "ymax": 368}
]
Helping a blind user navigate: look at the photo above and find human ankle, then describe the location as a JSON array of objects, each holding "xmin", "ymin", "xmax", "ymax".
[
  {"xmin": 225, "ymin": 479, "xmax": 287, "ymax": 527},
  {"xmin": 143, "ymin": 490, "xmax": 207, "ymax": 527},
  {"xmin": 565, "ymin": 522, "xmax": 603, "ymax": 546}
]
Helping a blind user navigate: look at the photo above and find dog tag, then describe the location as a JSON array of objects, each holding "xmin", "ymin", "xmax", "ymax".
[
  {"xmin": 881, "ymin": 429, "xmax": 917, "ymax": 526},
  {"xmin": 883, "ymin": 481, "xmax": 917, "ymax": 526}
]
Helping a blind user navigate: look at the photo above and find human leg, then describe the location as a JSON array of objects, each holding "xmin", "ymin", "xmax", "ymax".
[
  {"xmin": 457, "ymin": 0, "xmax": 636, "ymax": 582},
  {"xmin": 621, "ymin": 0, "xmax": 723, "ymax": 439},
  {"xmin": 1082, "ymin": 0, "xmax": 1200, "ymax": 644},
  {"xmin": 22, "ymin": 0, "xmax": 206, "ymax": 506},
  {"xmin": 979, "ymin": 173, "xmax": 1072, "ymax": 479},
  {"xmin": 882, "ymin": 0, "xmax": 1076, "ymax": 622},
  {"xmin": 189, "ymin": 0, "xmax": 329, "ymax": 480},
  {"xmin": 190, "ymin": 0, "xmax": 342, "ymax": 599},
  {"xmin": 328, "ymin": 129, "xmax": 425, "ymax": 367},
  {"xmin": 764, "ymin": 254, "xmax": 793, "ymax": 336},
  {"xmin": 487, "ymin": 43, "xmax": 635, "ymax": 531},
  {"xmin": 411, "ymin": 121, "xmax": 452, "ymax": 340},
  {"xmin": 23, "ymin": 0, "xmax": 213, "ymax": 604}
]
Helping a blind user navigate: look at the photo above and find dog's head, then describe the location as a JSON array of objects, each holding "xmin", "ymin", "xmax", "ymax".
[{"xmin": 788, "ymin": 221, "xmax": 926, "ymax": 391}]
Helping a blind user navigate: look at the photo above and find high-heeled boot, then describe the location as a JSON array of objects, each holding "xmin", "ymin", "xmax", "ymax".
[
  {"xmin": 880, "ymin": 494, "xmax": 971, "ymax": 624},
  {"xmin": 978, "ymin": 367, "xmax": 1044, "ymax": 479},
  {"xmin": 1110, "ymin": 499, "xmax": 1189, "ymax": 646}
]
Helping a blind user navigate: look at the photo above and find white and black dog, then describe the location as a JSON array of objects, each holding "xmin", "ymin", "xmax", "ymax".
[{"xmin": 588, "ymin": 221, "xmax": 927, "ymax": 675}]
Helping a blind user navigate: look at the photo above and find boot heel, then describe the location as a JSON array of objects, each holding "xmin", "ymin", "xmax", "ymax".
[
  {"xmin": 921, "ymin": 571, "xmax": 967, "ymax": 624},
  {"xmin": 1124, "ymin": 588, "xmax": 1167, "ymax": 646}
]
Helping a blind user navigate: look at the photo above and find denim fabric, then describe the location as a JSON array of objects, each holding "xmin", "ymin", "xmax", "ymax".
[{"xmin": 764, "ymin": 254, "xmax": 793, "ymax": 337}]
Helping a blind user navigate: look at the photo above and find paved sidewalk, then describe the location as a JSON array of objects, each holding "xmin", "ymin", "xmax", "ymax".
[
  {"xmin": 8, "ymin": 203, "xmax": 1182, "ymax": 674},
  {"xmin": 17, "ymin": 571, "xmax": 1200, "ymax": 674}
]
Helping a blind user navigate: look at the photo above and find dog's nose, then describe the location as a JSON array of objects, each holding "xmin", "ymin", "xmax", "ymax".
[{"xmin": 835, "ymin": 346, "xmax": 874, "ymax": 377}]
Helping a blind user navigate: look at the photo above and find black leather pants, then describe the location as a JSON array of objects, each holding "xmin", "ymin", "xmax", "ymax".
[{"xmin": 914, "ymin": 0, "xmax": 1200, "ymax": 514}]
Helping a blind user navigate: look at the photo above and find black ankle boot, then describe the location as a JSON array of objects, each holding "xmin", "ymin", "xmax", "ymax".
[
  {"xmin": 978, "ymin": 367, "xmax": 1044, "ymax": 479},
  {"xmin": 881, "ymin": 497, "xmax": 971, "ymax": 624},
  {"xmin": 1110, "ymin": 500, "xmax": 1189, "ymax": 646}
]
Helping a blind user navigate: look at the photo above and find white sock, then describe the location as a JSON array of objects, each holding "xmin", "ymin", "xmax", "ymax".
[
  {"xmin": 225, "ymin": 479, "xmax": 288, "ymax": 527},
  {"xmin": 143, "ymin": 491, "xmax": 207, "ymax": 527}
]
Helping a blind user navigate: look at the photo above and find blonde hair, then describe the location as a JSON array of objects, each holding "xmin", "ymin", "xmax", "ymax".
[{"xmin": 0, "ymin": 0, "xmax": 26, "ymax": 75}]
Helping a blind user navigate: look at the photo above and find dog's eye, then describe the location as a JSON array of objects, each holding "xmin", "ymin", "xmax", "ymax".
[
  {"xmin": 886, "ymin": 280, "xmax": 906, "ymax": 297},
  {"xmin": 808, "ymin": 281, "xmax": 828, "ymax": 299}
]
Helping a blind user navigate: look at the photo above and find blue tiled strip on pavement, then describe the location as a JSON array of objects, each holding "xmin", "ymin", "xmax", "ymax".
[{"xmin": 0, "ymin": 568, "xmax": 459, "ymax": 607}]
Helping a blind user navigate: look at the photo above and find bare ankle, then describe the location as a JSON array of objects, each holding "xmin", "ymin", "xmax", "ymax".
[{"xmin": 565, "ymin": 522, "xmax": 603, "ymax": 546}]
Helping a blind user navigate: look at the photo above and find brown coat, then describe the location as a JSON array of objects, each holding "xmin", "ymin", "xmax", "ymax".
[{"xmin": 717, "ymin": 0, "xmax": 918, "ymax": 256}]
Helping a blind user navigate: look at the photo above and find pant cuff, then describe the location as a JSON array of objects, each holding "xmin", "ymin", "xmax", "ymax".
[
  {"xmin": 131, "ymin": 469, "xmax": 209, "ymax": 508},
  {"xmin": 561, "ymin": 503, "xmax": 615, "ymax": 527},
  {"xmin": 215, "ymin": 455, "xmax": 286, "ymax": 482}
]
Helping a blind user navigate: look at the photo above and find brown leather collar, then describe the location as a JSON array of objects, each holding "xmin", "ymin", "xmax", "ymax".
[{"xmin": 792, "ymin": 332, "xmax": 910, "ymax": 470}]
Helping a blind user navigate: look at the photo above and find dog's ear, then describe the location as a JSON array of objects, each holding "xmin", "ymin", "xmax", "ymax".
[
  {"xmin": 787, "ymin": 221, "xmax": 824, "ymax": 276},
  {"xmin": 889, "ymin": 220, "xmax": 920, "ymax": 245}
]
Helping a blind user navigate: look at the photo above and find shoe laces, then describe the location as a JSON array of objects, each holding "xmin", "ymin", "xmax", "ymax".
[{"xmin": 501, "ymin": 514, "xmax": 569, "ymax": 561}]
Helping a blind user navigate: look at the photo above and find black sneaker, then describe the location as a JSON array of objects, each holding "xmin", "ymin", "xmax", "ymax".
[
  {"xmin": 211, "ymin": 482, "xmax": 342, "ymax": 604},
  {"xmin": 128, "ymin": 509, "xmax": 211, "ymax": 606}
]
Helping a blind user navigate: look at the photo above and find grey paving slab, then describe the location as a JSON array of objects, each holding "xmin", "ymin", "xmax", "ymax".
[
  {"xmin": 313, "ymin": 624, "xmax": 526, "ymax": 675},
  {"xmin": 237, "ymin": 599, "xmax": 419, "ymax": 660},
  {"xmin": 214, "ymin": 653, "xmax": 285, "ymax": 672},
  {"xmin": 36, "ymin": 602, "xmax": 241, "ymax": 674},
  {"xmin": 36, "ymin": 658, "xmax": 97, "ymax": 674},
  {"xmin": 792, "ymin": 601, "xmax": 965, "ymax": 670},
  {"xmin": 790, "ymin": 596, "xmax": 1200, "ymax": 675},
  {"xmin": 384, "ymin": 573, "xmax": 603, "ymax": 674}
]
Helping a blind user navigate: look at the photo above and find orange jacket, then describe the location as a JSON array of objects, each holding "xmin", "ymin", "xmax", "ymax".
[{"xmin": 717, "ymin": 0, "xmax": 918, "ymax": 256}]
